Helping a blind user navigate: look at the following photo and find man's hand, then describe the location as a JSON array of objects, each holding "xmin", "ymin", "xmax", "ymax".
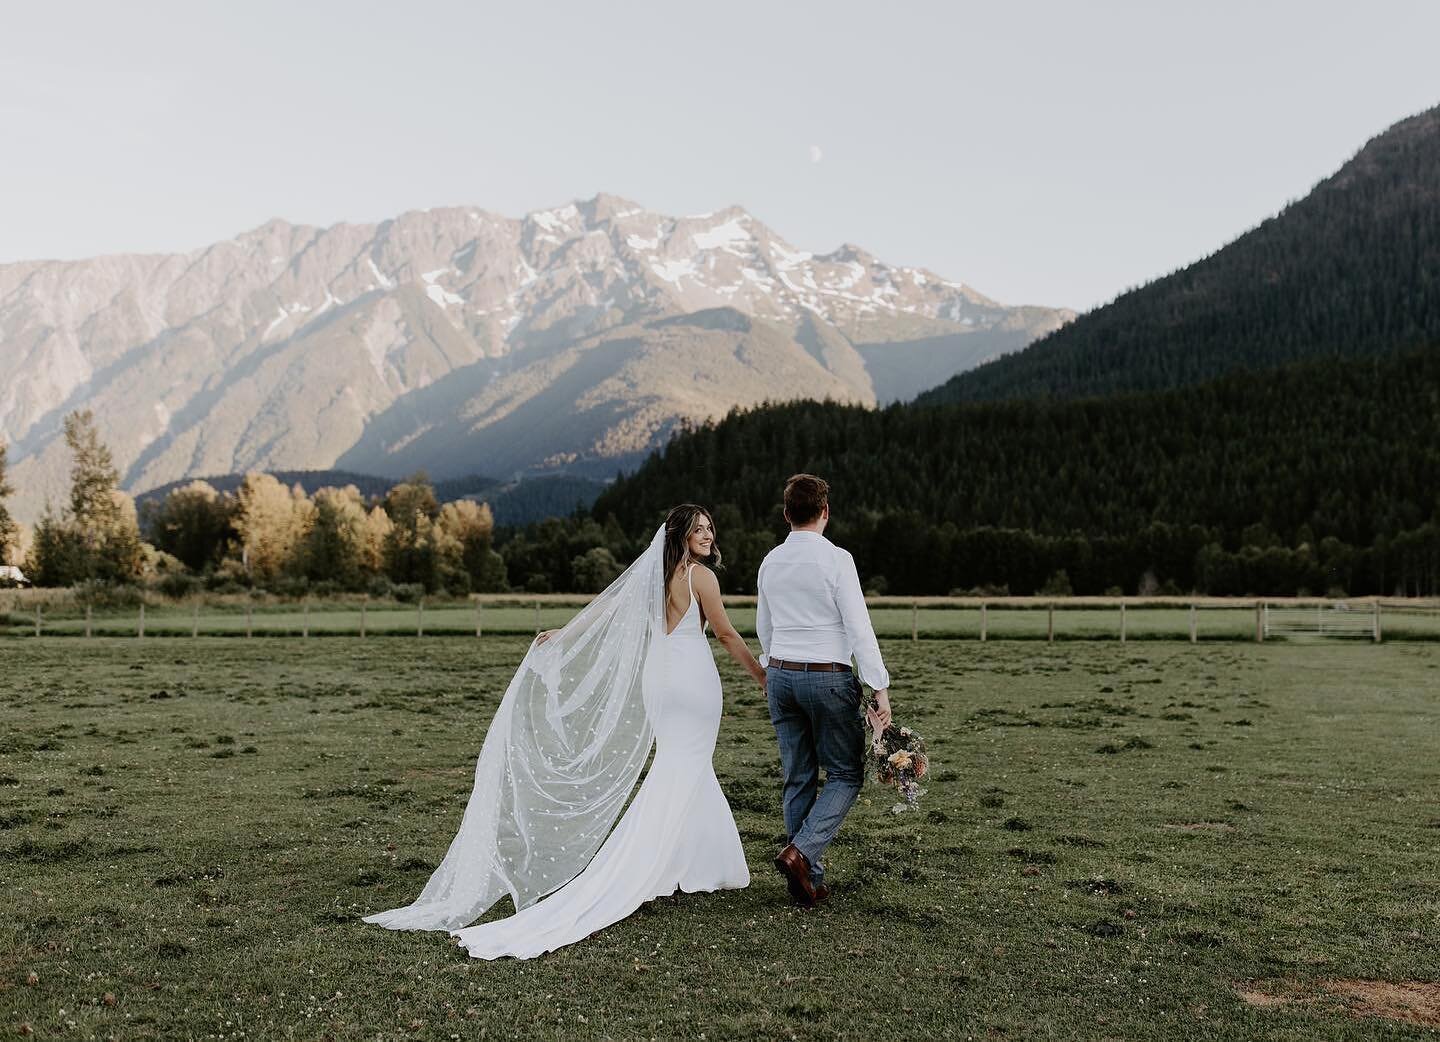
[
  {"xmin": 534, "ymin": 629, "xmax": 561, "ymax": 646},
  {"xmin": 868, "ymin": 688, "xmax": 892, "ymax": 730}
]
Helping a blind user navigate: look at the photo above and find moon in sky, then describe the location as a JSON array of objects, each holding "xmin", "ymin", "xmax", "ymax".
[{"xmin": 808, "ymin": 144, "xmax": 823, "ymax": 164}]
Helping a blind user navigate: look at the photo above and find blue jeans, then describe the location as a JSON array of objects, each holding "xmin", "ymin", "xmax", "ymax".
[{"xmin": 767, "ymin": 666, "xmax": 865, "ymax": 886}]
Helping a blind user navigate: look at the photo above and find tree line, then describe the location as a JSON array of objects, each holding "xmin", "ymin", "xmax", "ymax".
[
  {"xmin": 5, "ymin": 343, "xmax": 1437, "ymax": 598},
  {"xmin": 0, "ymin": 412, "xmax": 621, "ymax": 597},
  {"xmin": 585, "ymin": 346, "xmax": 1440, "ymax": 597}
]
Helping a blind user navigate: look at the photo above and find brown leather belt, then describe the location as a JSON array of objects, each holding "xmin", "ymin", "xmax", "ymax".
[{"xmin": 769, "ymin": 659, "xmax": 852, "ymax": 673}]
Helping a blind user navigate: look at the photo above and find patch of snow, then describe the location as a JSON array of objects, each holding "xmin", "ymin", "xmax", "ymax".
[
  {"xmin": 366, "ymin": 257, "xmax": 395, "ymax": 289},
  {"xmin": 515, "ymin": 259, "xmax": 538, "ymax": 287},
  {"xmin": 627, "ymin": 232, "xmax": 662, "ymax": 251},
  {"xmin": 612, "ymin": 207, "xmax": 642, "ymax": 218},
  {"xmin": 650, "ymin": 259, "xmax": 696, "ymax": 287},
  {"xmin": 530, "ymin": 204, "xmax": 578, "ymax": 233},
  {"xmin": 270, "ymin": 256, "xmax": 284, "ymax": 265},
  {"xmin": 768, "ymin": 241, "xmax": 812, "ymax": 270},
  {"xmin": 910, "ymin": 270, "xmax": 927, "ymax": 286},
  {"xmin": 426, "ymin": 284, "xmax": 464, "ymax": 308},
  {"xmin": 153, "ymin": 402, "xmax": 170, "ymax": 428},
  {"xmin": 422, "ymin": 268, "xmax": 448, "ymax": 284},
  {"xmin": 691, "ymin": 217, "xmax": 751, "ymax": 252},
  {"xmin": 264, "ymin": 306, "xmax": 289, "ymax": 337},
  {"xmin": 315, "ymin": 289, "xmax": 342, "ymax": 315}
]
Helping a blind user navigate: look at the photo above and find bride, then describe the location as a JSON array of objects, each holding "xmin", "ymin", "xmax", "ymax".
[{"xmin": 363, "ymin": 504, "xmax": 766, "ymax": 959}]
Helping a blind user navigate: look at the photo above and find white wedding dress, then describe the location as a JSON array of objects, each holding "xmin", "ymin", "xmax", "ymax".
[
  {"xmin": 365, "ymin": 545, "xmax": 749, "ymax": 960},
  {"xmin": 451, "ymin": 565, "xmax": 749, "ymax": 959}
]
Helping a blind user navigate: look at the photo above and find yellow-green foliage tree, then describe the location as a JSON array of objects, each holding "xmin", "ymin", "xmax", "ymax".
[
  {"xmin": 299, "ymin": 486, "xmax": 374, "ymax": 586},
  {"xmin": 27, "ymin": 411, "xmax": 146, "ymax": 586},
  {"xmin": 436, "ymin": 499, "xmax": 508, "ymax": 592},
  {"xmin": 232, "ymin": 473, "xmax": 311, "ymax": 584},
  {"xmin": 147, "ymin": 480, "xmax": 235, "ymax": 572}
]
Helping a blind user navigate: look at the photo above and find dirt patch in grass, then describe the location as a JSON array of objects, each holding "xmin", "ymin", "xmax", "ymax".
[
  {"xmin": 1326, "ymin": 980, "xmax": 1440, "ymax": 1028},
  {"xmin": 1235, "ymin": 979, "xmax": 1440, "ymax": 1028},
  {"xmin": 1161, "ymin": 821, "xmax": 1235, "ymax": 833}
]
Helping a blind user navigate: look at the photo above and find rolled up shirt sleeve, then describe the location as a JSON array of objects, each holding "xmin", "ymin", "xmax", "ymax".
[
  {"xmin": 755, "ymin": 559, "xmax": 772, "ymax": 668},
  {"xmin": 835, "ymin": 550, "xmax": 890, "ymax": 690}
]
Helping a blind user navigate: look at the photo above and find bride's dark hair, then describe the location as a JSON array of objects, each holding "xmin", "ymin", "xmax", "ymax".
[{"xmin": 663, "ymin": 504, "xmax": 721, "ymax": 590}]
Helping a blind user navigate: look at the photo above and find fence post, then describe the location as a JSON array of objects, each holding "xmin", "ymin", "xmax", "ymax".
[
  {"xmin": 1189, "ymin": 604, "xmax": 1197, "ymax": 644},
  {"xmin": 1255, "ymin": 601, "xmax": 1264, "ymax": 643},
  {"xmin": 911, "ymin": 602, "xmax": 918, "ymax": 642},
  {"xmin": 191, "ymin": 601, "xmax": 199, "ymax": 639},
  {"xmin": 534, "ymin": 602, "xmax": 541, "ymax": 635},
  {"xmin": 138, "ymin": 602, "xmax": 145, "ymax": 640},
  {"xmin": 474, "ymin": 597, "xmax": 483, "ymax": 638},
  {"xmin": 302, "ymin": 600, "xmax": 309, "ymax": 639},
  {"xmin": 246, "ymin": 602, "xmax": 253, "ymax": 639},
  {"xmin": 980, "ymin": 603, "xmax": 988, "ymax": 643},
  {"xmin": 417, "ymin": 597, "xmax": 424, "ymax": 638},
  {"xmin": 85, "ymin": 604, "xmax": 92, "ymax": 640},
  {"xmin": 1373, "ymin": 601, "xmax": 1382, "ymax": 643},
  {"xmin": 1047, "ymin": 603, "xmax": 1054, "ymax": 643},
  {"xmin": 35, "ymin": 604, "xmax": 42, "ymax": 638},
  {"xmin": 360, "ymin": 597, "xmax": 367, "ymax": 640},
  {"xmin": 1120, "ymin": 602, "xmax": 1127, "ymax": 643}
]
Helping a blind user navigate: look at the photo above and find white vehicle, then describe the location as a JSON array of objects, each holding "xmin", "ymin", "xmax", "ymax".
[{"xmin": 0, "ymin": 565, "xmax": 30, "ymax": 587}]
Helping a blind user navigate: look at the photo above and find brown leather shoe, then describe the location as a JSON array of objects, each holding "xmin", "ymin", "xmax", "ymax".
[
  {"xmin": 812, "ymin": 882, "xmax": 831, "ymax": 904},
  {"xmin": 773, "ymin": 843, "xmax": 817, "ymax": 906}
]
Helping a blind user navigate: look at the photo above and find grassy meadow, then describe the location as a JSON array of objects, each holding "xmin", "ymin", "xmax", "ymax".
[
  {"xmin": 5, "ymin": 596, "xmax": 1439, "ymax": 642},
  {"xmin": 2, "ymin": 636, "xmax": 1438, "ymax": 1040}
]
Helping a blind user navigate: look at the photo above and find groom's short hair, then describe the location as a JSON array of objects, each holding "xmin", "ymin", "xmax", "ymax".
[{"xmin": 783, "ymin": 473, "xmax": 829, "ymax": 526}]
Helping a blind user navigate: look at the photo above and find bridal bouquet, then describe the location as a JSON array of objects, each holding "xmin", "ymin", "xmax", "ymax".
[{"xmin": 864, "ymin": 698, "xmax": 929, "ymax": 814}]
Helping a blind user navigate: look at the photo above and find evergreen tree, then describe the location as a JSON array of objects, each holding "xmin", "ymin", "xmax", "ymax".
[{"xmin": 0, "ymin": 440, "xmax": 15, "ymax": 566}]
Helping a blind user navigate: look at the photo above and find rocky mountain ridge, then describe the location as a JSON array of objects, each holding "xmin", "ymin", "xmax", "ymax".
[{"xmin": 0, "ymin": 194, "xmax": 1072, "ymax": 523}]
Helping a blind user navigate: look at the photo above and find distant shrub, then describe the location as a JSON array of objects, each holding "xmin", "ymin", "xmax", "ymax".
[
  {"xmin": 74, "ymin": 580, "xmax": 144, "ymax": 609},
  {"xmin": 862, "ymin": 574, "xmax": 889, "ymax": 597},
  {"xmin": 272, "ymin": 576, "xmax": 311, "ymax": 598},
  {"xmin": 1039, "ymin": 570, "xmax": 1074, "ymax": 597},
  {"xmin": 952, "ymin": 584, "xmax": 1010, "ymax": 597},
  {"xmin": 391, "ymin": 582, "xmax": 425, "ymax": 604},
  {"xmin": 524, "ymin": 573, "xmax": 552, "ymax": 594},
  {"xmin": 157, "ymin": 572, "xmax": 202, "ymax": 599}
]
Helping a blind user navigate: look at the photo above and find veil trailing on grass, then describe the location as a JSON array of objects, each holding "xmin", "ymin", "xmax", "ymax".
[{"xmin": 363, "ymin": 525, "xmax": 666, "ymax": 932}]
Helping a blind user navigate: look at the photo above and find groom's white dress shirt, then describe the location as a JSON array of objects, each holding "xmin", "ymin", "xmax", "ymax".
[{"xmin": 755, "ymin": 530, "xmax": 890, "ymax": 691}]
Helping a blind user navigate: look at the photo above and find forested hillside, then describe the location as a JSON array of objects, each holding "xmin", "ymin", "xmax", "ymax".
[
  {"xmin": 590, "ymin": 348, "xmax": 1440, "ymax": 597},
  {"xmin": 920, "ymin": 104, "xmax": 1440, "ymax": 405}
]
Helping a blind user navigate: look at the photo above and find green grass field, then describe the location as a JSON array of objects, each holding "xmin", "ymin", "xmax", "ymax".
[
  {"xmin": 6, "ymin": 600, "xmax": 1440, "ymax": 641},
  {"xmin": 2, "ymin": 638, "xmax": 1437, "ymax": 1039}
]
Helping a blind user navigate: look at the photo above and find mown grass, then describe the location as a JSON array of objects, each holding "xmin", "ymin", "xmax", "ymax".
[
  {"xmin": 1, "ymin": 638, "xmax": 1437, "ymax": 1040},
  {"xmin": 6, "ymin": 603, "xmax": 1439, "ymax": 640}
]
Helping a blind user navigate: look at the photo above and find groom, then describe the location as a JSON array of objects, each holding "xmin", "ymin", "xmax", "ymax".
[{"xmin": 757, "ymin": 473, "xmax": 892, "ymax": 907}]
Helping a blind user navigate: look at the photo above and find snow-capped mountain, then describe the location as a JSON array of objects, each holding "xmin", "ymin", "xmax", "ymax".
[{"xmin": 0, "ymin": 194, "xmax": 1072, "ymax": 523}]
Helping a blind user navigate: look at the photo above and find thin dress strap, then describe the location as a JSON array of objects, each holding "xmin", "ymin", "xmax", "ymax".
[{"xmin": 685, "ymin": 562, "xmax": 696, "ymax": 601}]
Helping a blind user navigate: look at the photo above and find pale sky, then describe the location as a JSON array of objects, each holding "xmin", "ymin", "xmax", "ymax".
[{"xmin": 2, "ymin": 1, "xmax": 1438, "ymax": 311}]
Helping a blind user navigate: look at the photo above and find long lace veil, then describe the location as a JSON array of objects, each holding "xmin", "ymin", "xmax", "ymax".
[{"xmin": 363, "ymin": 524, "xmax": 666, "ymax": 931}]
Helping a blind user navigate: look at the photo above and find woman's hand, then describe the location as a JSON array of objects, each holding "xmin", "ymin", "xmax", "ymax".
[{"xmin": 534, "ymin": 629, "xmax": 561, "ymax": 646}]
